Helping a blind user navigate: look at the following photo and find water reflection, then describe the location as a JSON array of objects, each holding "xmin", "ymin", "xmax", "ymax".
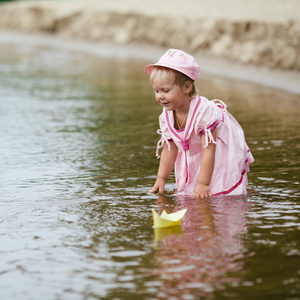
[
  {"xmin": 152, "ymin": 194, "xmax": 252, "ymax": 298},
  {"xmin": 0, "ymin": 40, "xmax": 300, "ymax": 300}
]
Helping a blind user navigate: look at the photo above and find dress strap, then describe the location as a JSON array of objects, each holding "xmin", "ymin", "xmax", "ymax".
[
  {"xmin": 211, "ymin": 99, "xmax": 227, "ymax": 110},
  {"xmin": 156, "ymin": 129, "xmax": 171, "ymax": 158},
  {"xmin": 202, "ymin": 128, "xmax": 217, "ymax": 148},
  {"xmin": 211, "ymin": 99, "xmax": 228, "ymax": 122}
]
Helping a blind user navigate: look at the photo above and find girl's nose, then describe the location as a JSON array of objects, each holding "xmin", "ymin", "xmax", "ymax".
[{"xmin": 157, "ymin": 91, "xmax": 164, "ymax": 99}]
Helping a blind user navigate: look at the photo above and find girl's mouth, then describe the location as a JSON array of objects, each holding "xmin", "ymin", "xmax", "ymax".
[{"xmin": 160, "ymin": 101, "xmax": 169, "ymax": 106}]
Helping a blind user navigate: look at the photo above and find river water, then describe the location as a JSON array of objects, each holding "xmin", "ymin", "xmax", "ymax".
[{"xmin": 0, "ymin": 39, "xmax": 299, "ymax": 300}]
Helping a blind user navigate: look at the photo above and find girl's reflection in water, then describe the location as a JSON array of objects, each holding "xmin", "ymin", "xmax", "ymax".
[{"xmin": 152, "ymin": 194, "xmax": 253, "ymax": 297}]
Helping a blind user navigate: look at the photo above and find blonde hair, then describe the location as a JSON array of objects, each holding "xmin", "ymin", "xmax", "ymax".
[{"xmin": 150, "ymin": 66, "xmax": 197, "ymax": 98}]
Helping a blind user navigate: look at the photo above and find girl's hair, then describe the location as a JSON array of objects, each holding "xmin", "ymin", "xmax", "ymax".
[{"xmin": 150, "ymin": 66, "xmax": 197, "ymax": 98}]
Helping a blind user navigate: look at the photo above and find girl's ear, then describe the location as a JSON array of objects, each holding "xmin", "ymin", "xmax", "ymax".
[{"xmin": 184, "ymin": 81, "xmax": 193, "ymax": 94}]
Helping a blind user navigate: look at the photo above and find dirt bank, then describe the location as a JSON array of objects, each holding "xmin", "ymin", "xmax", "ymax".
[{"xmin": 0, "ymin": 0, "xmax": 299, "ymax": 72}]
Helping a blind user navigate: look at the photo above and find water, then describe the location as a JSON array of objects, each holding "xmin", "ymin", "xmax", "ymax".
[{"xmin": 0, "ymin": 40, "xmax": 300, "ymax": 300}]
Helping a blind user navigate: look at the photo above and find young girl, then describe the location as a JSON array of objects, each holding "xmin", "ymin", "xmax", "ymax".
[{"xmin": 145, "ymin": 49, "xmax": 254, "ymax": 198}]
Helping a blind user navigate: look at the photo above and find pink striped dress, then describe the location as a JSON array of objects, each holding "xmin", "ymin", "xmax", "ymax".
[{"xmin": 156, "ymin": 95, "xmax": 254, "ymax": 196}]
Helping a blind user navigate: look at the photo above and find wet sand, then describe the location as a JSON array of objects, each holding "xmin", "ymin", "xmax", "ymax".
[{"xmin": 0, "ymin": 0, "xmax": 299, "ymax": 94}]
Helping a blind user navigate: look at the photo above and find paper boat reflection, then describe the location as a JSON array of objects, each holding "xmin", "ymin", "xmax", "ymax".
[{"xmin": 152, "ymin": 208, "xmax": 187, "ymax": 229}]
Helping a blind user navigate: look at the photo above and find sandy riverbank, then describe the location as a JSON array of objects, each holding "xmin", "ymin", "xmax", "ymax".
[{"xmin": 0, "ymin": 0, "xmax": 299, "ymax": 94}]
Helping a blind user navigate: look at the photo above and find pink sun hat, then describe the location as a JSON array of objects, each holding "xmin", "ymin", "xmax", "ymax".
[{"xmin": 145, "ymin": 49, "xmax": 200, "ymax": 81}]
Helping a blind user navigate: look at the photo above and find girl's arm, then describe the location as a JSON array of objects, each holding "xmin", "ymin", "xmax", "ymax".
[
  {"xmin": 194, "ymin": 129, "xmax": 217, "ymax": 199},
  {"xmin": 149, "ymin": 141, "xmax": 178, "ymax": 194}
]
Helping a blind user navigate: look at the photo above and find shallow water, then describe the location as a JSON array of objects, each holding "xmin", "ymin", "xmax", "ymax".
[{"xmin": 0, "ymin": 41, "xmax": 300, "ymax": 300}]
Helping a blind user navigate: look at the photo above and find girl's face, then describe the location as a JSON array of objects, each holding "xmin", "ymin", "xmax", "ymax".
[{"xmin": 152, "ymin": 74, "xmax": 191, "ymax": 112}]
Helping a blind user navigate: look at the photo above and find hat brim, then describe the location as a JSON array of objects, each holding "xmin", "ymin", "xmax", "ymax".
[{"xmin": 144, "ymin": 63, "xmax": 196, "ymax": 81}]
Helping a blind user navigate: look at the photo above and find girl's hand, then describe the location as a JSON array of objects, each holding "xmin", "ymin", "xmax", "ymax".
[
  {"xmin": 193, "ymin": 183, "xmax": 212, "ymax": 199},
  {"xmin": 149, "ymin": 177, "xmax": 166, "ymax": 194}
]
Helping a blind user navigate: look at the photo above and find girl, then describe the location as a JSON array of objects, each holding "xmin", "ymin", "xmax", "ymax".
[{"xmin": 145, "ymin": 49, "xmax": 254, "ymax": 198}]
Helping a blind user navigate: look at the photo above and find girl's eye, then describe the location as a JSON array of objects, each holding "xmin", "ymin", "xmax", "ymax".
[{"xmin": 154, "ymin": 89, "xmax": 169, "ymax": 93}]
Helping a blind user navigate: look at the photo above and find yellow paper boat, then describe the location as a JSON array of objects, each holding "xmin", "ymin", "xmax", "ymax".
[{"xmin": 152, "ymin": 208, "xmax": 187, "ymax": 229}]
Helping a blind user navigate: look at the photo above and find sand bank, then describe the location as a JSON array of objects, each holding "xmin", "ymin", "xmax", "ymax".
[{"xmin": 0, "ymin": 0, "xmax": 299, "ymax": 94}]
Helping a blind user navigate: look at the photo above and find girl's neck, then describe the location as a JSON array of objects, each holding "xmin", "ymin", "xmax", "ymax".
[
  {"xmin": 176, "ymin": 97, "xmax": 191, "ymax": 114},
  {"xmin": 174, "ymin": 99, "xmax": 191, "ymax": 130}
]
